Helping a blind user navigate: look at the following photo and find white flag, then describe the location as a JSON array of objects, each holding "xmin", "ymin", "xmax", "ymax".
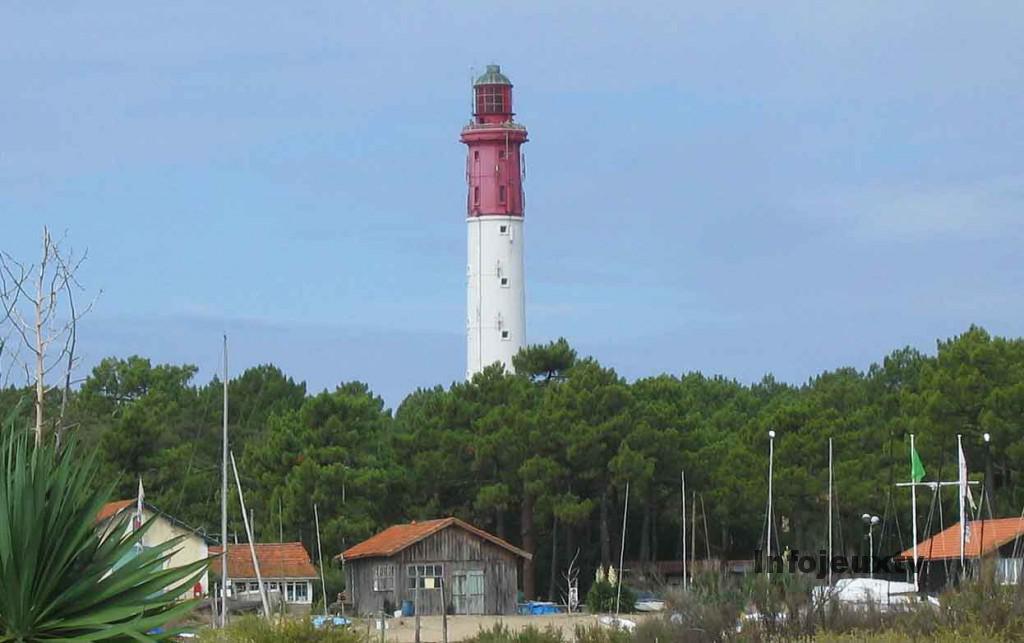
[
  {"xmin": 958, "ymin": 441, "xmax": 977, "ymax": 511},
  {"xmin": 134, "ymin": 477, "xmax": 145, "ymax": 531}
]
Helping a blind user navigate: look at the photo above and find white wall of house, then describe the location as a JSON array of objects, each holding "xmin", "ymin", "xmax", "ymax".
[{"xmin": 101, "ymin": 508, "xmax": 209, "ymax": 599}]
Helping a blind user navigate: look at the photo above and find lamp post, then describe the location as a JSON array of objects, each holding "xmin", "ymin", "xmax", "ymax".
[
  {"xmin": 981, "ymin": 433, "xmax": 992, "ymax": 565},
  {"xmin": 983, "ymin": 433, "xmax": 992, "ymax": 514},
  {"xmin": 862, "ymin": 514, "xmax": 880, "ymax": 579}
]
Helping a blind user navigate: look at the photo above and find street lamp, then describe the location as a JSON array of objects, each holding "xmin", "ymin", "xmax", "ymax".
[{"xmin": 862, "ymin": 514, "xmax": 880, "ymax": 579}]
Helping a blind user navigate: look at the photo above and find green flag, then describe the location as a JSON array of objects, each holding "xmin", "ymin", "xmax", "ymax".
[{"xmin": 910, "ymin": 444, "xmax": 926, "ymax": 483}]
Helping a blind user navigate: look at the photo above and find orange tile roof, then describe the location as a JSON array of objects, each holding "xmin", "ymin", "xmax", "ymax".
[
  {"xmin": 898, "ymin": 518, "xmax": 1024, "ymax": 561},
  {"xmin": 97, "ymin": 499, "xmax": 135, "ymax": 523},
  {"xmin": 339, "ymin": 517, "xmax": 531, "ymax": 562},
  {"xmin": 210, "ymin": 542, "xmax": 318, "ymax": 580}
]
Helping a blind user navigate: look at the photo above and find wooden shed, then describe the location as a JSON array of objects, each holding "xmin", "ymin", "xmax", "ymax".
[{"xmin": 338, "ymin": 517, "xmax": 531, "ymax": 616}]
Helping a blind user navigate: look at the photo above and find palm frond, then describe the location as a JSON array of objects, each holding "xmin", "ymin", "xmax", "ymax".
[{"xmin": 0, "ymin": 418, "xmax": 209, "ymax": 641}]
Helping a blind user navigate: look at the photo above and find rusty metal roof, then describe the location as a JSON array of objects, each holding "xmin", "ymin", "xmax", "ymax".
[
  {"xmin": 339, "ymin": 517, "xmax": 531, "ymax": 561},
  {"xmin": 898, "ymin": 517, "xmax": 1024, "ymax": 560},
  {"xmin": 210, "ymin": 542, "xmax": 318, "ymax": 580}
]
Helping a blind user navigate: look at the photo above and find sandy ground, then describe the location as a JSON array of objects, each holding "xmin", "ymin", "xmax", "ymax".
[{"xmin": 350, "ymin": 613, "xmax": 651, "ymax": 643}]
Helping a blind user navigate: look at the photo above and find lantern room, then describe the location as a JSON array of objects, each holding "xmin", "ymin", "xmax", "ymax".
[{"xmin": 473, "ymin": 64, "xmax": 513, "ymax": 124}]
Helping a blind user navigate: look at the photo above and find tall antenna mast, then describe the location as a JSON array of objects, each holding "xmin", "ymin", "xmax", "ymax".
[{"xmin": 220, "ymin": 334, "xmax": 229, "ymax": 627}]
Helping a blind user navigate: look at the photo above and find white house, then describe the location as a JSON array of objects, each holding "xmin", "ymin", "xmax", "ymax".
[
  {"xmin": 96, "ymin": 498, "xmax": 211, "ymax": 599},
  {"xmin": 210, "ymin": 542, "xmax": 319, "ymax": 614}
]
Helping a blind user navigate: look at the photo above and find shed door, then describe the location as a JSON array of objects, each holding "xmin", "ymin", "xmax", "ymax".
[{"xmin": 453, "ymin": 570, "xmax": 485, "ymax": 615}]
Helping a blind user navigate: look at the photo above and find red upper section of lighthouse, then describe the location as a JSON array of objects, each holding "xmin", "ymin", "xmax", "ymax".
[{"xmin": 461, "ymin": 65, "xmax": 528, "ymax": 218}]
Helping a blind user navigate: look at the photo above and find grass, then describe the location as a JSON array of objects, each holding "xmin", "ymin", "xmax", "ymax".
[
  {"xmin": 199, "ymin": 615, "xmax": 367, "ymax": 643},
  {"xmin": 195, "ymin": 574, "xmax": 1024, "ymax": 642}
]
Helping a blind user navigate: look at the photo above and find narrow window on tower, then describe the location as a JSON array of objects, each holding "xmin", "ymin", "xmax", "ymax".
[
  {"xmin": 499, "ymin": 225, "xmax": 508, "ymax": 235},
  {"xmin": 498, "ymin": 185, "xmax": 506, "ymax": 203},
  {"xmin": 500, "ymin": 277, "xmax": 510, "ymax": 288},
  {"xmin": 501, "ymin": 330, "xmax": 510, "ymax": 341},
  {"xmin": 473, "ymin": 186, "xmax": 480, "ymax": 206},
  {"xmin": 474, "ymin": 151, "xmax": 479, "ymax": 160}
]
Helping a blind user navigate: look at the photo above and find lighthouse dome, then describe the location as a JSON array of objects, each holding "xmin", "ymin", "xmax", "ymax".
[{"xmin": 474, "ymin": 64, "xmax": 512, "ymax": 86}]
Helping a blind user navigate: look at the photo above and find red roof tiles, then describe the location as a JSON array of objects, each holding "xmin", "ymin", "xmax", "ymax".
[
  {"xmin": 210, "ymin": 542, "xmax": 318, "ymax": 580},
  {"xmin": 899, "ymin": 517, "xmax": 1024, "ymax": 561},
  {"xmin": 96, "ymin": 499, "xmax": 135, "ymax": 523},
  {"xmin": 340, "ymin": 517, "xmax": 531, "ymax": 561}
]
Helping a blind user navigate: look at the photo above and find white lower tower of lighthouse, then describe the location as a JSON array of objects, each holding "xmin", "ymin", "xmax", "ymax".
[
  {"xmin": 461, "ymin": 65, "xmax": 528, "ymax": 378},
  {"xmin": 466, "ymin": 216, "xmax": 525, "ymax": 377}
]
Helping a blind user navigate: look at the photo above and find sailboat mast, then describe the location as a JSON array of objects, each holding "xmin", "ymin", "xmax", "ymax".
[
  {"xmin": 681, "ymin": 471, "xmax": 687, "ymax": 590},
  {"xmin": 231, "ymin": 451, "xmax": 271, "ymax": 618},
  {"xmin": 315, "ymin": 504, "xmax": 329, "ymax": 617},
  {"xmin": 220, "ymin": 334, "xmax": 229, "ymax": 627},
  {"xmin": 615, "ymin": 481, "xmax": 629, "ymax": 615},
  {"xmin": 766, "ymin": 430, "xmax": 776, "ymax": 581},
  {"xmin": 828, "ymin": 437, "xmax": 833, "ymax": 587}
]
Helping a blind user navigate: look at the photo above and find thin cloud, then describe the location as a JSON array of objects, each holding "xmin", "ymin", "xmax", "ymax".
[{"xmin": 796, "ymin": 176, "xmax": 1024, "ymax": 241}]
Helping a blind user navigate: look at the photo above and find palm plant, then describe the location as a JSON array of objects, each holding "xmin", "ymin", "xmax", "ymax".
[{"xmin": 0, "ymin": 405, "xmax": 209, "ymax": 641}]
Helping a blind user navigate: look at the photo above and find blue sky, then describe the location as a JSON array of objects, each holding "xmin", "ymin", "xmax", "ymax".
[{"xmin": 3, "ymin": 2, "xmax": 1022, "ymax": 407}]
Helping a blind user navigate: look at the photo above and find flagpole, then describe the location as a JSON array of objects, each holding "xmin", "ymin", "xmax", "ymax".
[
  {"xmin": 910, "ymin": 434, "xmax": 919, "ymax": 592},
  {"xmin": 828, "ymin": 438, "xmax": 833, "ymax": 587},
  {"xmin": 958, "ymin": 433, "xmax": 966, "ymax": 574},
  {"xmin": 681, "ymin": 470, "xmax": 687, "ymax": 591}
]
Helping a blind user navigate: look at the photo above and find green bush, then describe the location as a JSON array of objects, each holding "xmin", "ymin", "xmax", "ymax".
[
  {"xmin": 463, "ymin": 623, "xmax": 565, "ymax": 643},
  {"xmin": 586, "ymin": 580, "xmax": 636, "ymax": 613},
  {"xmin": 574, "ymin": 623, "xmax": 632, "ymax": 643}
]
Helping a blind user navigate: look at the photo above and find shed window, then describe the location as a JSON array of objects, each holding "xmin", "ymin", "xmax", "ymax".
[
  {"xmin": 373, "ymin": 564, "xmax": 395, "ymax": 591},
  {"xmin": 499, "ymin": 224, "xmax": 508, "ymax": 234},
  {"xmin": 284, "ymin": 581, "xmax": 310, "ymax": 603},
  {"xmin": 407, "ymin": 564, "xmax": 444, "ymax": 590},
  {"xmin": 501, "ymin": 330, "xmax": 510, "ymax": 340},
  {"xmin": 500, "ymin": 277, "xmax": 509, "ymax": 287}
]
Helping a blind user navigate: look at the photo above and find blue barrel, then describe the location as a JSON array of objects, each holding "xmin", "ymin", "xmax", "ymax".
[{"xmin": 402, "ymin": 600, "xmax": 415, "ymax": 617}]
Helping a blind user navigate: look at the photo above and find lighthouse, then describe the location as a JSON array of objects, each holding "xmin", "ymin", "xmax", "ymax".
[{"xmin": 462, "ymin": 64, "xmax": 528, "ymax": 378}]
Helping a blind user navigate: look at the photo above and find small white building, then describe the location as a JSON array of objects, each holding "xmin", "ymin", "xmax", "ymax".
[
  {"xmin": 210, "ymin": 542, "xmax": 319, "ymax": 614},
  {"xmin": 96, "ymin": 499, "xmax": 211, "ymax": 599}
]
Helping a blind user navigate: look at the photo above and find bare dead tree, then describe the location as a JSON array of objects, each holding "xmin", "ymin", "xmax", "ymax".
[{"xmin": 0, "ymin": 227, "xmax": 98, "ymax": 446}]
